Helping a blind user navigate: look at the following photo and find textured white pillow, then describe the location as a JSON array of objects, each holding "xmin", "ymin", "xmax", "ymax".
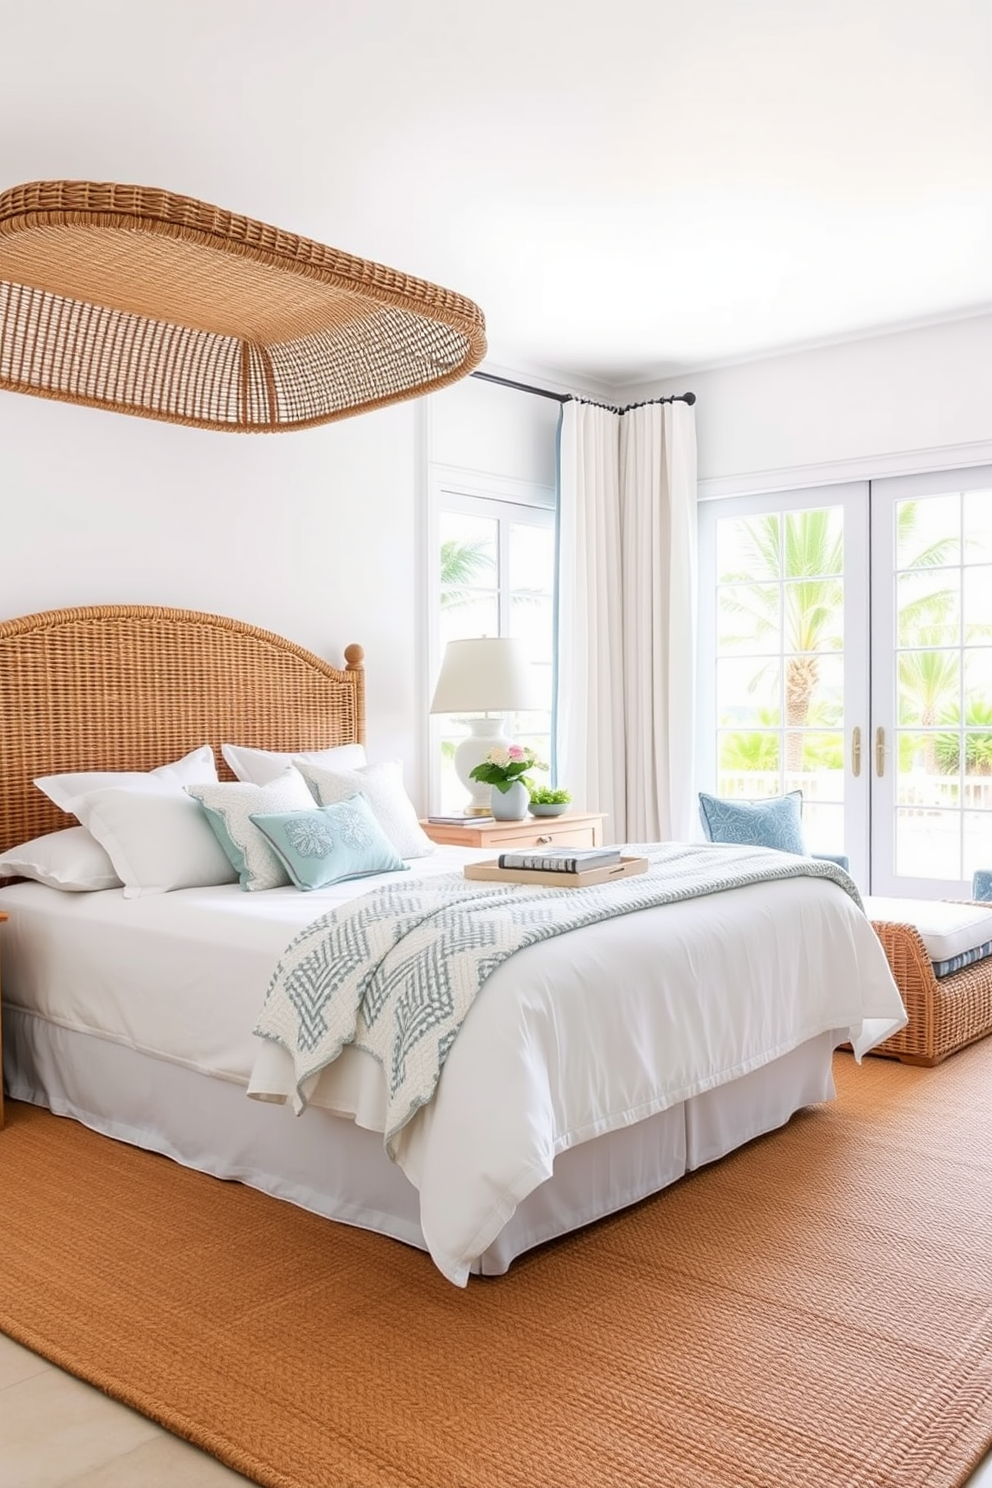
[
  {"xmin": 72, "ymin": 783, "xmax": 238, "ymax": 898},
  {"xmin": 221, "ymin": 741, "xmax": 367, "ymax": 787},
  {"xmin": 35, "ymin": 744, "xmax": 218, "ymax": 814},
  {"xmin": 0, "ymin": 825, "xmax": 122, "ymax": 892},
  {"xmin": 186, "ymin": 768, "xmax": 317, "ymax": 891},
  {"xmin": 295, "ymin": 759, "xmax": 434, "ymax": 859}
]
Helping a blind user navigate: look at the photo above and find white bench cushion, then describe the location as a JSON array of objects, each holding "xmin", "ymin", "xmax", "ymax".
[{"xmin": 864, "ymin": 896, "xmax": 992, "ymax": 976}]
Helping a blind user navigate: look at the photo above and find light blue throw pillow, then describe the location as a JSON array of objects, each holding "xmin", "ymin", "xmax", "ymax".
[
  {"xmin": 698, "ymin": 790, "xmax": 807, "ymax": 855},
  {"xmin": 249, "ymin": 794, "xmax": 406, "ymax": 891}
]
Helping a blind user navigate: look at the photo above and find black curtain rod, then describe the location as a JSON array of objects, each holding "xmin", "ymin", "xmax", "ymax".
[
  {"xmin": 469, "ymin": 369, "xmax": 695, "ymax": 411},
  {"xmin": 470, "ymin": 370, "xmax": 569, "ymax": 402}
]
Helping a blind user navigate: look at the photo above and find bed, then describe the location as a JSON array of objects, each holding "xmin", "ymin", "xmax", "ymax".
[{"xmin": 0, "ymin": 605, "xmax": 908, "ymax": 1285}]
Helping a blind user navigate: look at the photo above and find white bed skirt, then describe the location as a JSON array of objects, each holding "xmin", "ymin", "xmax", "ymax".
[{"xmin": 3, "ymin": 1007, "xmax": 840, "ymax": 1276}]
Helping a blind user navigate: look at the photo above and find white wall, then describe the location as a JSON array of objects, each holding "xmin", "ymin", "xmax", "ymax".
[
  {"xmin": 1, "ymin": 387, "xmax": 420, "ymax": 768},
  {"xmin": 1, "ymin": 368, "xmax": 565, "ymax": 810},
  {"xmin": 426, "ymin": 373, "xmax": 562, "ymax": 489},
  {"xmin": 618, "ymin": 312, "xmax": 992, "ymax": 496}
]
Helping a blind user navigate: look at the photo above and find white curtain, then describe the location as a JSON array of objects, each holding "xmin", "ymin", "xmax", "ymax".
[{"xmin": 557, "ymin": 398, "xmax": 697, "ymax": 843}]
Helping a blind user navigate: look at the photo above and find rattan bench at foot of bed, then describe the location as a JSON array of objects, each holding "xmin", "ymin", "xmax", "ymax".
[{"xmin": 869, "ymin": 918, "xmax": 992, "ymax": 1067}]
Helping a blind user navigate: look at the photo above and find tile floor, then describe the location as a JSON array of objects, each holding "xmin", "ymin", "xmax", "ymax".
[
  {"xmin": 1, "ymin": 1328, "xmax": 990, "ymax": 1487},
  {"xmin": 0, "ymin": 1333, "xmax": 249, "ymax": 1487}
]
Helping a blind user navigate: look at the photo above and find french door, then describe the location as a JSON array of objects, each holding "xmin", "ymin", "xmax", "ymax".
[
  {"xmin": 698, "ymin": 484, "xmax": 870, "ymax": 886},
  {"xmin": 870, "ymin": 466, "xmax": 992, "ymax": 897},
  {"xmin": 700, "ymin": 466, "xmax": 992, "ymax": 898}
]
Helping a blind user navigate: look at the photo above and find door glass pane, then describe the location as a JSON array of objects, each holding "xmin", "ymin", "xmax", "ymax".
[
  {"xmin": 895, "ymin": 494, "xmax": 959, "ymax": 568},
  {"xmin": 897, "ymin": 569, "xmax": 960, "ymax": 647},
  {"xmin": 897, "ymin": 652, "xmax": 960, "ymax": 725},
  {"xmin": 895, "ymin": 808, "xmax": 961, "ymax": 880},
  {"xmin": 717, "ymin": 583, "xmax": 781, "ymax": 654},
  {"xmin": 892, "ymin": 494, "xmax": 966, "ymax": 880},
  {"xmin": 716, "ymin": 656, "xmax": 780, "ymax": 725},
  {"xmin": 712, "ymin": 505, "xmax": 846, "ymax": 858}
]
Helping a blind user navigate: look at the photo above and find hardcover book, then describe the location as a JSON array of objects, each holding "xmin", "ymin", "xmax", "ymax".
[{"xmin": 497, "ymin": 847, "xmax": 622, "ymax": 874}]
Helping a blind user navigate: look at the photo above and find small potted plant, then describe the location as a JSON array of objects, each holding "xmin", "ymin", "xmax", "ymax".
[{"xmin": 528, "ymin": 785, "xmax": 572, "ymax": 818}]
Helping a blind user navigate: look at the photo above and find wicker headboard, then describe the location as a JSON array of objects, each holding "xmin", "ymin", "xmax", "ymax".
[{"xmin": 0, "ymin": 605, "xmax": 365, "ymax": 856}]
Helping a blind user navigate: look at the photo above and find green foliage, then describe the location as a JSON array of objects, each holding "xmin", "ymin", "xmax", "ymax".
[
  {"xmin": 529, "ymin": 785, "xmax": 571, "ymax": 805},
  {"xmin": 439, "ymin": 538, "xmax": 493, "ymax": 609}
]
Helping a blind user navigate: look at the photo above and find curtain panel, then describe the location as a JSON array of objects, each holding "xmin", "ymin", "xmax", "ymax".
[{"xmin": 557, "ymin": 399, "xmax": 697, "ymax": 842}]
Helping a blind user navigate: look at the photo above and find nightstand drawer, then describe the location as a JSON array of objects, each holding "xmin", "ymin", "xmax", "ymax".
[
  {"xmin": 420, "ymin": 812, "xmax": 605, "ymax": 850},
  {"xmin": 500, "ymin": 824, "xmax": 599, "ymax": 850}
]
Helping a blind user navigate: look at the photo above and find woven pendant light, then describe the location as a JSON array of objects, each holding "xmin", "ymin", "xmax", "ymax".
[{"xmin": 0, "ymin": 180, "xmax": 486, "ymax": 432}]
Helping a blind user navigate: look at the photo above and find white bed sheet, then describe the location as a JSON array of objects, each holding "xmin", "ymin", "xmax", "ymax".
[{"xmin": 0, "ymin": 849, "xmax": 906, "ymax": 1284}]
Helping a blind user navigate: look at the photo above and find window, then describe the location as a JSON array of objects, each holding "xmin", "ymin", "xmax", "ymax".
[{"xmin": 429, "ymin": 480, "xmax": 556, "ymax": 813}]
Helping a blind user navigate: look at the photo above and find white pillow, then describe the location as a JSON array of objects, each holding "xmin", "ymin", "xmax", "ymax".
[
  {"xmin": 222, "ymin": 741, "xmax": 367, "ymax": 787},
  {"xmin": 185, "ymin": 768, "xmax": 317, "ymax": 891},
  {"xmin": 295, "ymin": 759, "xmax": 434, "ymax": 859},
  {"xmin": 0, "ymin": 826, "xmax": 122, "ymax": 892},
  {"xmin": 35, "ymin": 744, "xmax": 219, "ymax": 814},
  {"xmin": 72, "ymin": 783, "xmax": 238, "ymax": 898}
]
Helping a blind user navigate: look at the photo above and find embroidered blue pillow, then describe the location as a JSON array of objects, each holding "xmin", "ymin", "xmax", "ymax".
[
  {"xmin": 249, "ymin": 794, "xmax": 406, "ymax": 891},
  {"xmin": 698, "ymin": 790, "xmax": 807, "ymax": 856}
]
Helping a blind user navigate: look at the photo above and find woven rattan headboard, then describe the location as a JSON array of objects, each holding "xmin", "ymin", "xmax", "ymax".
[{"xmin": 0, "ymin": 605, "xmax": 365, "ymax": 856}]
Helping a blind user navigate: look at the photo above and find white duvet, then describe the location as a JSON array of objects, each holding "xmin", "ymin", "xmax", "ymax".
[{"xmin": 0, "ymin": 847, "xmax": 906, "ymax": 1285}]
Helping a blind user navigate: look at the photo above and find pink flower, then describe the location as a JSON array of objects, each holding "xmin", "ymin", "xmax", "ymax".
[{"xmin": 507, "ymin": 744, "xmax": 525, "ymax": 761}]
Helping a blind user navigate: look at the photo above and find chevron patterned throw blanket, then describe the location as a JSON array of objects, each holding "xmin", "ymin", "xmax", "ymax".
[{"xmin": 253, "ymin": 842, "xmax": 861, "ymax": 1151}]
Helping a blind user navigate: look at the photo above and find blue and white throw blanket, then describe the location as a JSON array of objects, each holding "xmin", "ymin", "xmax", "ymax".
[{"xmin": 253, "ymin": 842, "xmax": 861, "ymax": 1153}]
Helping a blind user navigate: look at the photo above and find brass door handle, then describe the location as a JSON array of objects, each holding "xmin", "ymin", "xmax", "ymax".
[
  {"xmin": 851, "ymin": 726, "xmax": 862, "ymax": 778},
  {"xmin": 875, "ymin": 726, "xmax": 886, "ymax": 778}
]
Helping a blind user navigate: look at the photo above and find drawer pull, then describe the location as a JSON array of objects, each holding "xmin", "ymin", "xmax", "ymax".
[{"xmin": 537, "ymin": 834, "xmax": 552, "ymax": 844}]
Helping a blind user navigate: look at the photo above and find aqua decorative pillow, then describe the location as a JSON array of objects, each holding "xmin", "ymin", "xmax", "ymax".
[
  {"xmin": 249, "ymin": 795, "xmax": 406, "ymax": 890},
  {"xmin": 186, "ymin": 768, "xmax": 316, "ymax": 891},
  {"xmin": 698, "ymin": 790, "xmax": 807, "ymax": 855}
]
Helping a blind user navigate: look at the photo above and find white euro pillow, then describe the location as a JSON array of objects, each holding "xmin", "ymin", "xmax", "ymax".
[
  {"xmin": 71, "ymin": 782, "xmax": 238, "ymax": 898},
  {"xmin": 186, "ymin": 768, "xmax": 318, "ymax": 891},
  {"xmin": 35, "ymin": 744, "xmax": 218, "ymax": 814},
  {"xmin": 222, "ymin": 741, "xmax": 367, "ymax": 787},
  {"xmin": 294, "ymin": 759, "xmax": 434, "ymax": 859},
  {"xmin": 0, "ymin": 825, "xmax": 123, "ymax": 892}
]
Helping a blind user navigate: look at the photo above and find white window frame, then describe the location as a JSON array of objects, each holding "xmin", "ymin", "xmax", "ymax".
[{"xmin": 425, "ymin": 464, "xmax": 555, "ymax": 813}]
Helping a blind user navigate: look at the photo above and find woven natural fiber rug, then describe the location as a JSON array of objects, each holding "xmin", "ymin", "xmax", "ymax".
[{"xmin": 2, "ymin": 1047, "xmax": 992, "ymax": 1488}]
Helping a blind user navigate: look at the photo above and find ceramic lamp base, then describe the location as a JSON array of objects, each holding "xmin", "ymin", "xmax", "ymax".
[{"xmin": 453, "ymin": 717, "xmax": 512, "ymax": 815}]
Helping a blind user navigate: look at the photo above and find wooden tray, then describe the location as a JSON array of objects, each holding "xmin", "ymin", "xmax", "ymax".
[{"xmin": 464, "ymin": 855, "xmax": 649, "ymax": 888}]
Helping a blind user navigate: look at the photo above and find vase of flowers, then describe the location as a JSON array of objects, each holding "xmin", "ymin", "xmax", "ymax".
[{"xmin": 469, "ymin": 745, "xmax": 547, "ymax": 822}]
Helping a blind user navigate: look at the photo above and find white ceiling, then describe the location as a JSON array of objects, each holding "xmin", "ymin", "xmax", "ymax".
[{"xmin": 4, "ymin": 0, "xmax": 992, "ymax": 389}]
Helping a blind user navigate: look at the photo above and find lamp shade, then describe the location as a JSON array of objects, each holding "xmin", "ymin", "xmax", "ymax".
[{"xmin": 430, "ymin": 637, "xmax": 543, "ymax": 715}]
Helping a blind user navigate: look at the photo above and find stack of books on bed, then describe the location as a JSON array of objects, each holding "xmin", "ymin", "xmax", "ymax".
[{"xmin": 496, "ymin": 847, "xmax": 623, "ymax": 873}]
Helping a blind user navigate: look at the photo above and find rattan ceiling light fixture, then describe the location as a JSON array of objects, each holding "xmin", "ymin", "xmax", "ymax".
[{"xmin": 0, "ymin": 180, "xmax": 487, "ymax": 432}]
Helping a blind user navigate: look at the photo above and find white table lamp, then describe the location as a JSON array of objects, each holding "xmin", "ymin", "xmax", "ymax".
[{"xmin": 430, "ymin": 637, "xmax": 544, "ymax": 814}]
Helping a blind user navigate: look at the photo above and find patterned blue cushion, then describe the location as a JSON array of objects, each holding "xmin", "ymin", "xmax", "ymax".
[
  {"xmin": 698, "ymin": 790, "xmax": 807, "ymax": 855},
  {"xmin": 932, "ymin": 940, "xmax": 992, "ymax": 979},
  {"xmin": 249, "ymin": 795, "xmax": 406, "ymax": 891}
]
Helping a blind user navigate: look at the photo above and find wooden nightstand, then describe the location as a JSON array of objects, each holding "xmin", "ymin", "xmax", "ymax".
[
  {"xmin": 0, "ymin": 911, "xmax": 7, "ymax": 1129},
  {"xmin": 421, "ymin": 812, "xmax": 606, "ymax": 851}
]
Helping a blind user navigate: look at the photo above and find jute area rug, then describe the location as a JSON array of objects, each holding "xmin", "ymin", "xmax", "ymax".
[{"xmin": 1, "ymin": 1047, "xmax": 991, "ymax": 1488}]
